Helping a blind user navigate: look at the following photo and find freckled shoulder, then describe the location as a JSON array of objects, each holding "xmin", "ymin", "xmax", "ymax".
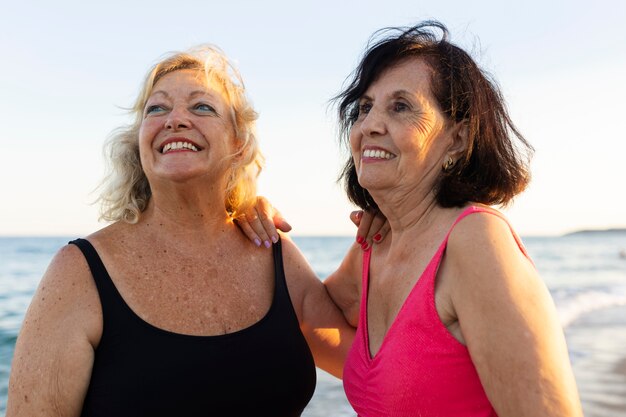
[
  {"xmin": 7, "ymin": 243, "xmax": 103, "ymax": 416},
  {"xmin": 32, "ymin": 243, "xmax": 103, "ymax": 345}
]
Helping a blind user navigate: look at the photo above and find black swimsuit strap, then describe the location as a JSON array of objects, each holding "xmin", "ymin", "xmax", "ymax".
[{"xmin": 68, "ymin": 238, "xmax": 119, "ymax": 314}]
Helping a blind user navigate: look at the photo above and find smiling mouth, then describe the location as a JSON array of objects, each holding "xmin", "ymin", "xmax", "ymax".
[
  {"xmin": 161, "ymin": 141, "xmax": 200, "ymax": 154},
  {"xmin": 362, "ymin": 149, "xmax": 395, "ymax": 159}
]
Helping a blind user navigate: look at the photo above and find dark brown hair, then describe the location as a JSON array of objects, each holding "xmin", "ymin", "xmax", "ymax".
[{"xmin": 334, "ymin": 21, "xmax": 533, "ymax": 210}]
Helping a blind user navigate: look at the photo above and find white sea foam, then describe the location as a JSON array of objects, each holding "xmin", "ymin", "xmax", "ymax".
[{"xmin": 555, "ymin": 286, "xmax": 626, "ymax": 328}]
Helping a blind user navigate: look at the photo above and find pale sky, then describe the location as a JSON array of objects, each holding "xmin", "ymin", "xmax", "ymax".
[{"xmin": 1, "ymin": 0, "xmax": 624, "ymax": 237}]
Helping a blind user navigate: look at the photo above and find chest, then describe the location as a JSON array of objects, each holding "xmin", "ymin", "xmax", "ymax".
[
  {"xmin": 102, "ymin": 243, "xmax": 275, "ymax": 336},
  {"xmin": 364, "ymin": 233, "xmax": 453, "ymax": 353},
  {"xmin": 365, "ymin": 260, "xmax": 426, "ymax": 354}
]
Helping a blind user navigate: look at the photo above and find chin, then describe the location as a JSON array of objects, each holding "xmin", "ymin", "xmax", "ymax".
[
  {"xmin": 357, "ymin": 171, "xmax": 385, "ymax": 188},
  {"xmin": 152, "ymin": 168, "xmax": 210, "ymax": 184}
]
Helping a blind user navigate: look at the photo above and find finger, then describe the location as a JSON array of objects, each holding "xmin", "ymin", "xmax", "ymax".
[
  {"xmin": 368, "ymin": 215, "xmax": 390, "ymax": 244},
  {"xmin": 236, "ymin": 215, "xmax": 262, "ymax": 247},
  {"xmin": 246, "ymin": 209, "xmax": 272, "ymax": 248},
  {"xmin": 255, "ymin": 197, "xmax": 280, "ymax": 244},
  {"xmin": 272, "ymin": 209, "xmax": 292, "ymax": 233},
  {"xmin": 350, "ymin": 210, "xmax": 363, "ymax": 227},
  {"xmin": 356, "ymin": 209, "xmax": 375, "ymax": 250}
]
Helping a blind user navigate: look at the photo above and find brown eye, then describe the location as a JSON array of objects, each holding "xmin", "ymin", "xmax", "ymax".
[
  {"xmin": 393, "ymin": 102, "xmax": 409, "ymax": 112},
  {"xmin": 358, "ymin": 103, "xmax": 372, "ymax": 115}
]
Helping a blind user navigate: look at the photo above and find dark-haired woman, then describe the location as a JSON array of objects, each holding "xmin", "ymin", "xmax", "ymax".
[{"xmin": 325, "ymin": 22, "xmax": 583, "ymax": 416}]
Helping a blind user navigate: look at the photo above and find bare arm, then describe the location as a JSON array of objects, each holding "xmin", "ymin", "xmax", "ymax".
[
  {"xmin": 280, "ymin": 236, "xmax": 356, "ymax": 378},
  {"xmin": 323, "ymin": 243, "xmax": 363, "ymax": 328},
  {"xmin": 445, "ymin": 213, "xmax": 583, "ymax": 417},
  {"xmin": 7, "ymin": 245, "xmax": 101, "ymax": 417}
]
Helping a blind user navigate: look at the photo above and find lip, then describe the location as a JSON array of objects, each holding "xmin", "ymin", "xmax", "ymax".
[{"xmin": 159, "ymin": 137, "xmax": 203, "ymax": 153}]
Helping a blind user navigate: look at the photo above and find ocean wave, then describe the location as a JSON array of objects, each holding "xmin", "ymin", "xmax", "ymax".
[{"xmin": 554, "ymin": 286, "xmax": 626, "ymax": 328}]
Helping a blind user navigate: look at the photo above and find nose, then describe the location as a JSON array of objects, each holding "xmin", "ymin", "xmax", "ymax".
[
  {"xmin": 358, "ymin": 106, "xmax": 386, "ymax": 137},
  {"xmin": 165, "ymin": 107, "xmax": 191, "ymax": 130}
]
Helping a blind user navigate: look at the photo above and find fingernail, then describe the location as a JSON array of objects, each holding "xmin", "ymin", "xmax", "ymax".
[
  {"xmin": 254, "ymin": 238, "xmax": 261, "ymax": 247},
  {"xmin": 356, "ymin": 211, "xmax": 363, "ymax": 219},
  {"xmin": 264, "ymin": 240, "xmax": 271, "ymax": 248},
  {"xmin": 271, "ymin": 235, "xmax": 278, "ymax": 243},
  {"xmin": 373, "ymin": 233, "xmax": 382, "ymax": 242},
  {"xmin": 361, "ymin": 242, "xmax": 369, "ymax": 251},
  {"xmin": 356, "ymin": 236, "xmax": 364, "ymax": 244}
]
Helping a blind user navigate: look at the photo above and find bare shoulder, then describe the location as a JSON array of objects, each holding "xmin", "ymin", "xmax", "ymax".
[
  {"xmin": 449, "ymin": 208, "xmax": 516, "ymax": 243},
  {"xmin": 28, "ymin": 242, "xmax": 102, "ymax": 344},
  {"xmin": 443, "ymin": 208, "xmax": 541, "ymax": 329},
  {"xmin": 442, "ymin": 209, "xmax": 583, "ymax": 415},
  {"xmin": 277, "ymin": 234, "xmax": 319, "ymax": 320},
  {"xmin": 279, "ymin": 234, "xmax": 317, "ymax": 286},
  {"xmin": 447, "ymin": 209, "xmax": 530, "ymax": 273},
  {"xmin": 279, "ymin": 234, "xmax": 313, "ymax": 275},
  {"xmin": 6, "ymin": 243, "xmax": 102, "ymax": 416}
]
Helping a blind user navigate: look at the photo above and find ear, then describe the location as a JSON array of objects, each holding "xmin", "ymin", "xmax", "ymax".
[{"xmin": 447, "ymin": 120, "xmax": 469, "ymax": 161}]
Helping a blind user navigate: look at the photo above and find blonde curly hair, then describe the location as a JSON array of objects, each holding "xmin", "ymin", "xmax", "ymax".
[{"xmin": 97, "ymin": 45, "xmax": 263, "ymax": 223}]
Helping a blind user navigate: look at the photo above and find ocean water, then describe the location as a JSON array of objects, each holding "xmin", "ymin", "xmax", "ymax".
[{"xmin": 1, "ymin": 234, "xmax": 626, "ymax": 416}]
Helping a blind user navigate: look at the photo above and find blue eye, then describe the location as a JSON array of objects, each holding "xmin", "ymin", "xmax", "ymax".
[
  {"xmin": 145, "ymin": 104, "xmax": 165, "ymax": 115},
  {"xmin": 194, "ymin": 103, "xmax": 217, "ymax": 114}
]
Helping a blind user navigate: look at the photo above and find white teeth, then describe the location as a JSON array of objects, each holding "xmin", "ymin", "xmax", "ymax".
[
  {"xmin": 162, "ymin": 141, "xmax": 199, "ymax": 153},
  {"xmin": 363, "ymin": 149, "xmax": 393, "ymax": 159}
]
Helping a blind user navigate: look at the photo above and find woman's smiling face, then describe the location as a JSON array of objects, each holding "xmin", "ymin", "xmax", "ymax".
[
  {"xmin": 349, "ymin": 57, "xmax": 456, "ymax": 196},
  {"xmin": 139, "ymin": 69, "xmax": 238, "ymax": 185}
]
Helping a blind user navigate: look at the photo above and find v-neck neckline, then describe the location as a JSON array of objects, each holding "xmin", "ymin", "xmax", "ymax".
[{"xmin": 361, "ymin": 206, "xmax": 481, "ymax": 361}]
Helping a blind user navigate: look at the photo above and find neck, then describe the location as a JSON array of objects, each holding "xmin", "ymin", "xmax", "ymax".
[
  {"xmin": 139, "ymin": 181, "xmax": 234, "ymax": 240},
  {"xmin": 371, "ymin": 185, "xmax": 443, "ymax": 244}
]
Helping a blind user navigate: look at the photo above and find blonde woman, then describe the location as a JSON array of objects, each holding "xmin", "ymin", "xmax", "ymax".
[{"xmin": 7, "ymin": 46, "xmax": 356, "ymax": 417}]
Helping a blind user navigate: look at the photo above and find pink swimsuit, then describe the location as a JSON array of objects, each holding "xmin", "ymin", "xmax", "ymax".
[{"xmin": 343, "ymin": 206, "xmax": 528, "ymax": 416}]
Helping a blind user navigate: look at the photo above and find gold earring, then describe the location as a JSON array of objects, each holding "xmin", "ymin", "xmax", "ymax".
[{"xmin": 443, "ymin": 156, "xmax": 454, "ymax": 171}]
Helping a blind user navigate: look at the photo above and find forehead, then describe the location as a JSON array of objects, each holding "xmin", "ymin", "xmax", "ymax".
[
  {"xmin": 367, "ymin": 57, "xmax": 433, "ymax": 97},
  {"xmin": 150, "ymin": 69, "xmax": 229, "ymax": 102}
]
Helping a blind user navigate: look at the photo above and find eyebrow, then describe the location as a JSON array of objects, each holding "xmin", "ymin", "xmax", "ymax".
[
  {"xmin": 360, "ymin": 89, "xmax": 415, "ymax": 101},
  {"xmin": 149, "ymin": 90, "xmax": 217, "ymax": 99},
  {"xmin": 391, "ymin": 89, "xmax": 414, "ymax": 98}
]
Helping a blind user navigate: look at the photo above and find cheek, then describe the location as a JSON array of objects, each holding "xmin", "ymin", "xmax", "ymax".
[
  {"xmin": 137, "ymin": 125, "xmax": 158, "ymax": 164},
  {"xmin": 138, "ymin": 119, "xmax": 159, "ymax": 146},
  {"xmin": 349, "ymin": 128, "xmax": 360, "ymax": 154},
  {"xmin": 348, "ymin": 132, "xmax": 361, "ymax": 170}
]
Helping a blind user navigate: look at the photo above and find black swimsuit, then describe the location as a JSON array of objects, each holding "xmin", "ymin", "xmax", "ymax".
[{"xmin": 70, "ymin": 238, "xmax": 316, "ymax": 417}]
